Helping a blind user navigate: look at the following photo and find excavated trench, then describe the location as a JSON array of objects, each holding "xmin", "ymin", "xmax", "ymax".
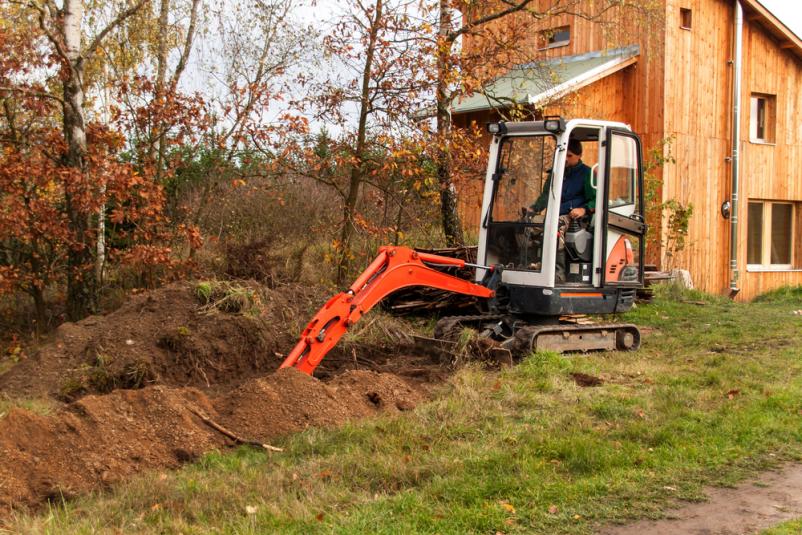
[{"xmin": 0, "ymin": 282, "xmax": 447, "ymax": 516}]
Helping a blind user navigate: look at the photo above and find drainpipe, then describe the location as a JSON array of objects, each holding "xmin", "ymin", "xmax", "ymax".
[{"xmin": 728, "ymin": 0, "xmax": 743, "ymax": 298}]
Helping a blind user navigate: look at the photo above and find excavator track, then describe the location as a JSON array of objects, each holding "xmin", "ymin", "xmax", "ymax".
[
  {"xmin": 505, "ymin": 322, "xmax": 640, "ymax": 354},
  {"xmin": 427, "ymin": 315, "xmax": 640, "ymax": 359}
]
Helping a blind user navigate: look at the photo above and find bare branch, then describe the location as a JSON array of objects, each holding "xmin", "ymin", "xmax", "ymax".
[
  {"xmin": 84, "ymin": 0, "xmax": 150, "ymax": 63},
  {"xmin": 0, "ymin": 86, "xmax": 65, "ymax": 105},
  {"xmin": 447, "ymin": 0, "xmax": 536, "ymax": 42},
  {"xmin": 23, "ymin": 0, "xmax": 70, "ymax": 63},
  {"xmin": 170, "ymin": 0, "xmax": 201, "ymax": 87}
]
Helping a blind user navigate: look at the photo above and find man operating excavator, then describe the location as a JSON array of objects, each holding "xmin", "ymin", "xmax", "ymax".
[{"xmin": 529, "ymin": 138, "xmax": 596, "ymax": 281}]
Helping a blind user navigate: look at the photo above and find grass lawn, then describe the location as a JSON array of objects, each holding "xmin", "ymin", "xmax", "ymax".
[
  {"xmin": 5, "ymin": 285, "xmax": 802, "ymax": 534},
  {"xmin": 763, "ymin": 518, "xmax": 802, "ymax": 534}
]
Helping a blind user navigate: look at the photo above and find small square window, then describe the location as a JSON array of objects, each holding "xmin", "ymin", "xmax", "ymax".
[
  {"xmin": 680, "ymin": 8, "xmax": 692, "ymax": 30},
  {"xmin": 539, "ymin": 26, "xmax": 570, "ymax": 50},
  {"xmin": 750, "ymin": 93, "xmax": 776, "ymax": 143}
]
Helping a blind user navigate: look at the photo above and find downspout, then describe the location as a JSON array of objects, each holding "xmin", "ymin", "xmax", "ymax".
[{"xmin": 728, "ymin": 0, "xmax": 743, "ymax": 298}]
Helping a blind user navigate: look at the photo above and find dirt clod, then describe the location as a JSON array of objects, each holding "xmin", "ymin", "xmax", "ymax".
[{"xmin": 570, "ymin": 372, "xmax": 604, "ymax": 387}]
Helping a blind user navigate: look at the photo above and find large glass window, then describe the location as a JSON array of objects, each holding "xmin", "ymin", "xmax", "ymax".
[
  {"xmin": 747, "ymin": 202, "xmax": 763, "ymax": 264},
  {"xmin": 747, "ymin": 200, "xmax": 797, "ymax": 269},
  {"xmin": 486, "ymin": 135, "xmax": 556, "ymax": 272},
  {"xmin": 491, "ymin": 135, "xmax": 556, "ymax": 222},
  {"xmin": 771, "ymin": 203, "xmax": 793, "ymax": 265}
]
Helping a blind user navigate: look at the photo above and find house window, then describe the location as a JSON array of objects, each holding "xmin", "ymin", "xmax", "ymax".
[
  {"xmin": 539, "ymin": 26, "xmax": 570, "ymax": 50},
  {"xmin": 750, "ymin": 93, "xmax": 776, "ymax": 143},
  {"xmin": 747, "ymin": 200, "xmax": 798, "ymax": 269},
  {"xmin": 680, "ymin": 8, "xmax": 692, "ymax": 30}
]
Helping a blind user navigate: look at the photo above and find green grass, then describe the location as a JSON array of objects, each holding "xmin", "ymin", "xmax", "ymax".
[
  {"xmin": 762, "ymin": 517, "xmax": 802, "ymax": 534},
  {"xmin": 6, "ymin": 285, "xmax": 802, "ymax": 534},
  {"xmin": 0, "ymin": 397, "xmax": 54, "ymax": 419}
]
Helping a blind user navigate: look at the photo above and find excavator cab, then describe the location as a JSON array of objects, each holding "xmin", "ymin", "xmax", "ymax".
[{"xmin": 476, "ymin": 118, "xmax": 646, "ymax": 316}]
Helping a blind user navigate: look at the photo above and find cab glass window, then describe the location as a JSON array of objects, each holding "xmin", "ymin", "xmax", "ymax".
[{"xmin": 491, "ymin": 135, "xmax": 556, "ymax": 222}]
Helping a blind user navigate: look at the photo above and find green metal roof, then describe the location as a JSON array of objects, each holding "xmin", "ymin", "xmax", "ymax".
[{"xmin": 451, "ymin": 45, "xmax": 640, "ymax": 114}]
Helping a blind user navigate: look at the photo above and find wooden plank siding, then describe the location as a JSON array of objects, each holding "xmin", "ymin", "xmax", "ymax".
[
  {"xmin": 660, "ymin": 0, "xmax": 733, "ymax": 294},
  {"xmin": 454, "ymin": 0, "xmax": 802, "ymax": 299},
  {"xmin": 735, "ymin": 3, "xmax": 802, "ymax": 299}
]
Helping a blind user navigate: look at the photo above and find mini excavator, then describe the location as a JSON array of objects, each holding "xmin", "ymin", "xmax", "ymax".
[{"xmin": 282, "ymin": 118, "xmax": 647, "ymax": 375}]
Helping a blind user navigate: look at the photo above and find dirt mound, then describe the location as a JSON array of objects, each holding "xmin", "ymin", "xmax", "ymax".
[
  {"xmin": 0, "ymin": 386, "xmax": 222, "ymax": 512},
  {"xmin": 219, "ymin": 369, "xmax": 423, "ymax": 440},
  {"xmin": 0, "ymin": 368, "xmax": 424, "ymax": 515},
  {"xmin": 0, "ymin": 282, "xmax": 313, "ymax": 400}
]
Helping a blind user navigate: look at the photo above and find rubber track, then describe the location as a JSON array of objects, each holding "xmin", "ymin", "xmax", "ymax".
[{"xmin": 508, "ymin": 323, "xmax": 641, "ymax": 354}]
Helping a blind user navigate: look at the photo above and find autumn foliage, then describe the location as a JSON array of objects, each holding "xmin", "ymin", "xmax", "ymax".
[{"xmin": 1, "ymin": 0, "xmax": 658, "ymax": 336}]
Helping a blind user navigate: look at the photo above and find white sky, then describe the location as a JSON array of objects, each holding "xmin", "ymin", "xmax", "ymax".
[
  {"xmin": 759, "ymin": 0, "xmax": 802, "ymax": 39},
  {"xmin": 297, "ymin": 1, "xmax": 801, "ymax": 39}
]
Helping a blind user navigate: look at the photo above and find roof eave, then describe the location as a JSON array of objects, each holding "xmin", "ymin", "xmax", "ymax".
[
  {"xmin": 528, "ymin": 55, "xmax": 638, "ymax": 109},
  {"xmin": 741, "ymin": 0, "xmax": 802, "ymax": 60}
]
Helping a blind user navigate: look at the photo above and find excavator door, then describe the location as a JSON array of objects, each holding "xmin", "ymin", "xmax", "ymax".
[{"xmin": 601, "ymin": 127, "xmax": 646, "ymax": 288}]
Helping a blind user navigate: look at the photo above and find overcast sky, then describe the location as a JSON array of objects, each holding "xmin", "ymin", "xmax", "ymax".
[
  {"xmin": 295, "ymin": 1, "xmax": 802, "ymax": 40},
  {"xmin": 759, "ymin": 0, "xmax": 802, "ymax": 39}
]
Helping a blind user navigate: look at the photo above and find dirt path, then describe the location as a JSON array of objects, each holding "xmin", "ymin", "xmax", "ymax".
[{"xmin": 599, "ymin": 464, "xmax": 802, "ymax": 535}]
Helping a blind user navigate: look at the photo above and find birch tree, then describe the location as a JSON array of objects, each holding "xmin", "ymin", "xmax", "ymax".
[{"xmin": 19, "ymin": 0, "xmax": 148, "ymax": 319}]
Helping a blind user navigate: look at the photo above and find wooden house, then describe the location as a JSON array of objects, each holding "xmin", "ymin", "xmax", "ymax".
[{"xmin": 452, "ymin": 0, "xmax": 802, "ymax": 300}]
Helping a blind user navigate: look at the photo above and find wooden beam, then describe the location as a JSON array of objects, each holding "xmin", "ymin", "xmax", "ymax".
[{"xmin": 781, "ymin": 42, "xmax": 796, "ymax": 50}]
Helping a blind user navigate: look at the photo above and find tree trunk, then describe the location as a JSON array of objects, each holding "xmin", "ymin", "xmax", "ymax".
[
  {"xmin": 31, "ymin": 285, "xmax": 47, "ymax": 333},
  {"xmin": 154, "ymin": 0, "xmax": 170, "ymax": 182},
  {"xmin": 436, "ymin": 0, "xmax": 464, "ymax": 247},
  {"xmin": 335, "ymin": 0, "xmax": 383, "ymax": 284},
  {"xmin": 62, "ymin": 0, "xmax": 96, "ymax": 320}
]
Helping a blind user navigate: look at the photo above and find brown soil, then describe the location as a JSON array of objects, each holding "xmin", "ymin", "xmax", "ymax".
[
  {"xmin": 0, "ymin": 368, "xmax": 424, "ymax": 515},
  {"xmin": 0, "ymin": 282, "xmax": 307, "ymax": 400},
  {"xmin": 0, "ymin": 281, "xmax": 441, "ymax": 518},
  {"xmin": 598, "ymin": 464, "xmax": 802, "ymax": 535}
]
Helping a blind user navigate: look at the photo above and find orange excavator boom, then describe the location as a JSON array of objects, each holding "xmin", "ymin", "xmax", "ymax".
[{"xmin": 280, "ymin": 246, "xmax": 495, "ymax": 375}]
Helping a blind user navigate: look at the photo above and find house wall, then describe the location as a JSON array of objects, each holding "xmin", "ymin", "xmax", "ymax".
[
  {"xmin": 736, "ymin": 4, "xmax": 802, "ymax": 298},
  {"xmin": 661, "ymin": 0, "xmax": 733, "ymax": 293},
  {"xmin": 662, "ymin": 0, "xmax": 802, "ymax": 299}
]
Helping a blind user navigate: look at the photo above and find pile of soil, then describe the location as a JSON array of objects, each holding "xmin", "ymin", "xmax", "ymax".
[
  {"xmin": 0, "ymin": 368, "xmax": 424, "ymax": 514},
  {"xmin": 0, "ymin": 280, "xmax": 450, "ymax": 517},
  {"xmin": 0, "ymin": 282, "xmax": 312, "ymax": 400}
]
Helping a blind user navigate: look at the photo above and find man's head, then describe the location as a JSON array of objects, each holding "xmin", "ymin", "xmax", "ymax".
[{"xmin": 566, "ymin": 139, "xmax": 582, "ymax": 167}]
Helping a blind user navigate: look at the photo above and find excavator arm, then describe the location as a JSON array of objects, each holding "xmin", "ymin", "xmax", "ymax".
[{"xmin": 280, "ymin": 246, "xmax": 495, "ymax": 375}]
